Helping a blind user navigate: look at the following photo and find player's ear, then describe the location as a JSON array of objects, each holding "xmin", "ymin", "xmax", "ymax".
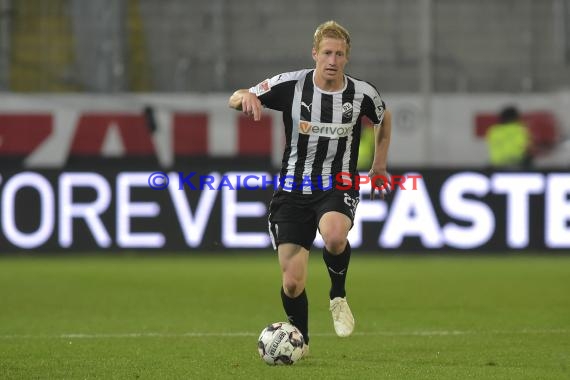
[{"xmin": 312, "ymin": 47, "xmax": 317, "ymax": 62}]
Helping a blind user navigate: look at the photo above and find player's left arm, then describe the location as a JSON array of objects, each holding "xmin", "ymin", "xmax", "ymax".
[
  {"xmin": 370, "ymin": 109, "xmax": 392, "ymax": 183},
  {"xmin": 366, "ymin": 94, "xmax": 392, "ymax": 200}
]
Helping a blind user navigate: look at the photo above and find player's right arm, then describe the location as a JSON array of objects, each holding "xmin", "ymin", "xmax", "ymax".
[
  {"xmin": 228, "ymin": 89, "xmax": 263, "ymax": 121},
  {"xmin": 229, "ymin": 70, "xmax": 308, "ymax": 121}
]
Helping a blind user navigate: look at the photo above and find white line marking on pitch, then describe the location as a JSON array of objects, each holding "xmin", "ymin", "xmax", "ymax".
[{"xmin": 0, "ymin": 329, "xmax": 567, "ymax": 339}]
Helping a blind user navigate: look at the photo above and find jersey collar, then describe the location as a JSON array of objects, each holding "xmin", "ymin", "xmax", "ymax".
[{"xmin": 312, "ymin": 70, "xmax": 348, "ymax": 95}]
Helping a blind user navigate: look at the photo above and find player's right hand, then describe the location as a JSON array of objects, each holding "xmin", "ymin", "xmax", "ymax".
[{"xmin": 241, "ymin": 92, "xmax": 262, "ymax": 121}]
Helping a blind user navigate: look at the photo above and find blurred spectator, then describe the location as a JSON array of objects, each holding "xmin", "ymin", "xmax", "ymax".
[{"xmin": 485, "ymin": 105, "xmax": 532, "ymax": 169}]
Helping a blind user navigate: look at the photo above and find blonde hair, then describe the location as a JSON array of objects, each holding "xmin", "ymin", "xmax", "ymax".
[{"xmin": 313, "ymin": 20, "xmax": 351, "ymax": 56}]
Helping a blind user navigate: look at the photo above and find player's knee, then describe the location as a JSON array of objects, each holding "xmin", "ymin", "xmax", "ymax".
[
  {"xmin": 322, "ymin": 234, "xmax": 348, "ymax": 255},
  {"xmin": 282, "ymin": 277, "xmax": 305, "ymax": 298},
  {"xmin": 320, "ymin": 219, "xmax": 349, "ymax": 254}
]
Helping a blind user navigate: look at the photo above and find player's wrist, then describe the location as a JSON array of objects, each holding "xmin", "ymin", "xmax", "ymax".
[{"xmin": 369, "ymin": 166, "xmax": 387, "ymax": 175}]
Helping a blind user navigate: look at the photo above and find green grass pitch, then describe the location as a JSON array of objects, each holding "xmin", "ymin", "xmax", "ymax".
[{"xmin": 0, "ymin": 253, "xmax": 568, "ymax": 379}]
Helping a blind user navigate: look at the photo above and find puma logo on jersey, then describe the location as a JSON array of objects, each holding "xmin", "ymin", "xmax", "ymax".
[{"xmin": 301, "ymin": 101, "xmax": 312, "ymax": 113}]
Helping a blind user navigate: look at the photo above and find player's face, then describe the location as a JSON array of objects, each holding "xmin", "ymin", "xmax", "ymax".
[{"xmin": 312, "ymin": 37, "xmax": 348, "ymax": 90}]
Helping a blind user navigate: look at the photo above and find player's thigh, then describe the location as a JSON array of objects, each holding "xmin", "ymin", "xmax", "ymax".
[
  {"xmin": 318, "ymin": 211, "xmax": 351, "ymax": 240},
  {"xmin": 278, "ymin": 243, "xmax": 309, "ymax": 280},
  {"xmin": 316, "ymin": 190, "xmax": 357, "ymax": 235}
]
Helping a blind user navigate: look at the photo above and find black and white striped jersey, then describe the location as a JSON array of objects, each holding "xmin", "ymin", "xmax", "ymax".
[{"xmin": 249, "ymin": 69, "xmax": 386, "ymax": 194}]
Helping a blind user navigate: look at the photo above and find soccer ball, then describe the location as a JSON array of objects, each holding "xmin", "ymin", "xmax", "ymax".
[{"xmin": 257, "ymin": 322, "xmax": 305, "ymax": 365}]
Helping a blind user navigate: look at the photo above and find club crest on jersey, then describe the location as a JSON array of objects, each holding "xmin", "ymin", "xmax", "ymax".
[
  {"xmin": 342, "ymin": 102, "xmax": 353, "ymax": 119},
  {"xmin": 254, "ymin": 79, "xmax": 271, "ymax": 96}
]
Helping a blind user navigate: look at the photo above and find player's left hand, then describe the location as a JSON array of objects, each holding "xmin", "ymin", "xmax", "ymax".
[{"xmin": 369, "ymin": 169, "xmax": 391, "ymax": 200}]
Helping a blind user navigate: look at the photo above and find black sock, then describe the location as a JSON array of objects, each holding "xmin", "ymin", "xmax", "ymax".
[
  {"xmin": 323, "ymin": 242, "xmax": 351, "ymax": 299},
  {"xmin": 280, "ymin": 287, "xmax": 309, "ymax": 345}
]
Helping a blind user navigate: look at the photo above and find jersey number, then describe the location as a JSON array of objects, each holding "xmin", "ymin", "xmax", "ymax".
[{"xmin": 343, "ymin": 193, "xmax": 359, "ymax": 217}]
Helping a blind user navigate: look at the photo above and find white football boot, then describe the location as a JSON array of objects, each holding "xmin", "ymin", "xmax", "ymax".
[{"xmin": 329, "ymin": 297, "xmax": 355, "ymax": 337}]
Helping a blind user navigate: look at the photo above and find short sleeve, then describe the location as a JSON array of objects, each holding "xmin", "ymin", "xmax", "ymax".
[
  {"xmin": 248, "ymin": 71, "xmax": 301, "ymax": 112},
  {"xmin": 362, "ymin": 90, "xmax": 386, "ymax": 127}
]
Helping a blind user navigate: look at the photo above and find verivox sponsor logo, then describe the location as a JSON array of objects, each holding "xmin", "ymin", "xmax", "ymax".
[{"xmin": 298, "ymin": 121, "xmax": 353, "ymax": 138}]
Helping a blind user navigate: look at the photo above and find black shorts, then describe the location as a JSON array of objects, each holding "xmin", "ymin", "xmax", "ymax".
[{"xmin": 268, "ymin": 189, "xmax": 359, "ymax": 251}]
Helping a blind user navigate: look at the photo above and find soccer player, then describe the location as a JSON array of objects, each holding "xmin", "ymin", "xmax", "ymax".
[{"xmin": 229, "ymin": 20, "xmax": 392, "ymax": 353}]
